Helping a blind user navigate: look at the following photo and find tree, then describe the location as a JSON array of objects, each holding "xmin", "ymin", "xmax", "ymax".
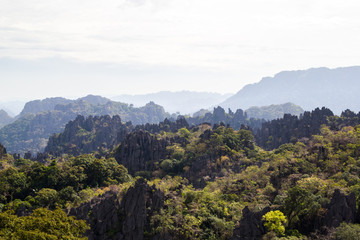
[
  {"xmin": 0, "ymin": 208, "xmax": 89, "ymax": 239},
  {"xmin": 262, "ymin": 210, "xmax": 287, "ymax": 236}
]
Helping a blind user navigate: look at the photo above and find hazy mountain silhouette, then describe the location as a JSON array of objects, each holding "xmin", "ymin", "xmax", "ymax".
[
  {"xmin": 221, "ymin": 66, "xmax": 360, "ymax": 114},
  {"xmin": 112, "ymin": 91, "xmax": 232, "ymax": 114}
]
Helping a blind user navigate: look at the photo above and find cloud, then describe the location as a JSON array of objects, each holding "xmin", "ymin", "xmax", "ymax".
[{"xmin": 1, "ymin": 0, "xmax": 360, "ymax": 100}]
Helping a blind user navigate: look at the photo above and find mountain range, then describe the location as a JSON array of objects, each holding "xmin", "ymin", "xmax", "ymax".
[
  {"xmin": 111, "ymin": 91, "xmax": 232, "ymax": 114},
  {"xmin": 221, "ymin": 66, "xmax": 360, "ymax": 114},
  {"xmin": 0, "ymin": 95, "xmax": 171, "ymax": 155}
]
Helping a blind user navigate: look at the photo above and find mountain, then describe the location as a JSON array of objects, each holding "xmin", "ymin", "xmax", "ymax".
[
  {"xmin": 112, "ymin": 91, "xmax": 232, "ymax": 114},
  {"xmin": 18, "ymin": 95, "xmax": 111, "ymax": 118},
  {"xmin": 0, "ymin": 109, "xmax": 13, "ymax": 129},
  {"xmin": 245, "ymin": 102, "xmax": 304, "ymax": 120},
  {"xmin": 19, "ymin": 97, "xmax": 72, "ymax": 117},
  {"xmin": 0, "ymin": 98, "xmax": 171, "ymax": 155},
  {"xmin": 221, "ymin": 66, "xmax": 360, "ymax": 114}
]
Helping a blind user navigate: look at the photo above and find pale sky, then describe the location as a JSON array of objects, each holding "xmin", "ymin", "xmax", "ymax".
[{"xmin": 1, "ymin": 0, "xmax": 360, "ymax": 101}]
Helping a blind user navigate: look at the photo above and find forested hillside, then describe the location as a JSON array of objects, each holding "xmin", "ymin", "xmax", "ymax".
[{"xmin": 2, "ymin": 107, "xmax": 360, "ymax": 239}]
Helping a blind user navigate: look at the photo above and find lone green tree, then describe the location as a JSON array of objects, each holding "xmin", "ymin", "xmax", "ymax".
[{"xmin": 262, "ymin": 210, "xmax": 287, "ymax": 236}]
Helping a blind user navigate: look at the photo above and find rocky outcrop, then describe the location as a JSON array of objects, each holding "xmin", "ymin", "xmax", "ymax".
[
  {"xmin": 186, "ymin": 106, "xmax": 263, "ymax": 130},
  {"xmin": 319, "ymin": 189, "xmax": 357, "ymax": 230},
  {"xmin": 0, "ymin": 142, "xmax": 6, "ymax": 158},
  {"xmin": 70, "ymin": 189, "xmax": 123, "ymax": 240},
  {"xmin": 69, "ymin": 179, "xmax": 164, "ymax": 240},
  {"xmin": 231, "ymin": 206, "xmax": 270, "ymax": 240},
  {"xmin": 45, "ymin": 115, "xmax": 132, "ymax": 156},
  {"xmin": 121, "ymin": 178, "xmax": 164, "ymax": 240},
  {"xmin": 135, "ymin": 118, "xmax": 189, "ymax": 135},
  {"xmin": 114, "ymin": 131, "xmax": 168, "ymax": 175},
  {"xmin": 255, "ymin": 107, "xmax": 334, "ymax": 150}
]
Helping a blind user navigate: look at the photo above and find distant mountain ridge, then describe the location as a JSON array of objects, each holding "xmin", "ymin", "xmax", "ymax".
[
  {"xmin": 221, "ymin": 66, "xmax": 360, "ymax": 114},
  {"xmin": 19, "ymin": 95, "xmax": 111, "ymax": 117},
  {"xmin": 246, "ymin": 103, "xmax": 304, "ymax": 120},
  {"xmin": 0, "ymin": 95, "xmax": 171, "ymax": 155},
  {"xmin": 112, "ymin": 91, "xmax": 232, "ymax": 114}
]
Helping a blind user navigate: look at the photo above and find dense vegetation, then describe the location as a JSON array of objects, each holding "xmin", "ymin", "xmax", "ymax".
[{"xmin": 2, "ymin": 107, "xmax": 360, "ymax": 239}]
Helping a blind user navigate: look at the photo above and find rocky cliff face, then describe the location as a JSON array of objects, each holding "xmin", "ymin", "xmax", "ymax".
[
  {"xmin": 70, "ymin": 179, "xmax": 164, "ymax": 240},
  {"xmin": 120, "ymin": 178, "xmax": 164, "ymax": 240},
  {"xmin": 316, "ymin": 189, "xmax": 357, "ymax": 233},
  {"xmin": 114, "ymin": 131, "xmax": 169, "ymax": 175},
  {"xmin": 255, "ymin": 107, "xmax": 334, "ymax": 150},
  {"xmin": 69, "ymin": 189, "xmax": 123, "ymax": 240}
]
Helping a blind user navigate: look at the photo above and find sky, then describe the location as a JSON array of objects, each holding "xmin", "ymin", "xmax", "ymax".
[{"xmin": 1, "ymin": 0, "xmax": 360, "ymax": 101}]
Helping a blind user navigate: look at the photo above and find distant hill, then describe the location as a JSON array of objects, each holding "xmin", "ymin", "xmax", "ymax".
[
  {"xmin": 18, "ymin": 95, "xmax": 111, "ymax": 118},
  {"xmin": 112, "ymin": 91, "xmax": 232, "ymax": 114},
  {"xmin": 0, "ymin": 97, "xmax": 171, "ymax": 155},
  {"xmin": 245, "ymin": 103, "xmax": 304, "ymax": 120},
  {"xmin": 0, "ymin": 110, "xmax": 13, "ymax": 129},
  {"xmin": 19, "ymin": 97, "xmax": 72, "ymax": 117},
  {"xmin": 221, "ymin": 66, "xmax": 360, "ymax": 114}
]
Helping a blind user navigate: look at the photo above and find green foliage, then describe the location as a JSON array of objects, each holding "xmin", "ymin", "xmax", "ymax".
[
  {"xmin": 282, "ymin": 185, "xmax": 325, "ymax": 229},
  {"xmin": 262, "ymin": 210, "xmax": 287, "ymax": 236},
  {"xmin": 35, "ymin": 188, "xmax": 59, "ymax": 208},
  {"xmin": 0, "ymin": 208, "xmax": 89, "ymax": 239},
  {"xmin": 150, "ymin": 177, "xmax": 242, "ymax": 239},
  {"xmin": 335, "ymin": 223, "xmax": 360, "ymax": 240}
]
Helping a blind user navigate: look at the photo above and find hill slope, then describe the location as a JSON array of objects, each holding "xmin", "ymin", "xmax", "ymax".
[{"xmin": 221, "ymin": 66, "xmax": 360, "ymax": 114}]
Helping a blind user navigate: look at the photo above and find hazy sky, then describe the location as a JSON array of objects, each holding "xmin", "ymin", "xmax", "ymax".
[{"xmin": 1, "ymin": 0, "xmax": 360, "ymax": 101}]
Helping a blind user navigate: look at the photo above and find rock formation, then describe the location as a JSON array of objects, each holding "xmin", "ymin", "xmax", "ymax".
[
  {"xmin": 69, "ymin": 189, "xmax": 123, "ymax": 240},
  {"xmin": 319, "ymin": 189, "xmax": 357, "ymax": 230},
  {"xmin": 45, "ymin": 115, "xmax": 132, "ymax": 156},
  {"xmin": 70, "ymin": 178, "xmax": 164, "ymax": 240},
  {"xmin": 231, "ymin": 206, "xmax": 270, "ymax": 240},
  {"xmin": 114, "ymin": 131, "xmax": 168, "ymax": 175},
  {"xmin": 121, "ymin": 178, "xmax": 164, "ymax": 240}
]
